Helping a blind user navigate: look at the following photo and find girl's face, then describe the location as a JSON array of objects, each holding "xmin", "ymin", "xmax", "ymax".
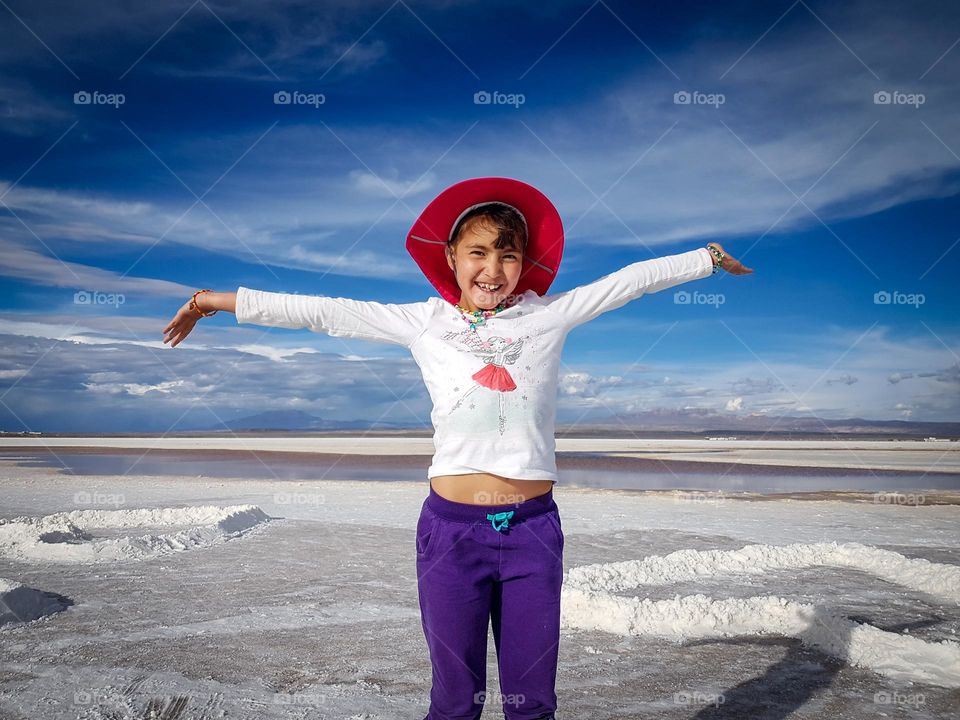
[{"xmin": 446, "ymin": 220, "xmax": 523, "ymax": 312}]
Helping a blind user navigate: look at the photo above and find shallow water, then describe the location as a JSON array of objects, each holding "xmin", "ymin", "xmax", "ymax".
[{"xmin": 3, "ymin": 450, "xmax": 957, "ymax": 493}]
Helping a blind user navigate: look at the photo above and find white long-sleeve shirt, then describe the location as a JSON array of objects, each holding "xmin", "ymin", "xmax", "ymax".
[{"xmin": 235, "ymin": 247, "xmax": 715, "ymax": 483}]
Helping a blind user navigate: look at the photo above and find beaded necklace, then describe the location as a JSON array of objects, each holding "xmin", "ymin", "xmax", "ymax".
[{"xmin": 455, "ymin": 301, "xmax": 507, "ymax": 331}]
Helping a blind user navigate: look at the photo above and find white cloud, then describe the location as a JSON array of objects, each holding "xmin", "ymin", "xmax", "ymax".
[
  {"xmin": 84, "ymin": 379, "xmax": 187, "ymax": 396},
  {"xmin": 0, "ymin": 327, "xmax": 431, "ymax": 431},
  {"xmin": 349, "ymin": 169, "xmax": 438, "ymax": 199},
  {"xmin": 559, "ymin": 371, "xmax": 624, "ymax": 399},
  {"xmin": 826, "ymin": 373, "xmax": 859, "ymax": 386},
  {"xmin": 725, "ymin": 396, "xmax": 743, "ymax": 411},
  {"xmin": 557, "ymin": 322, "xmax": 960, "ymax": 422},
  {"xmin": 0, "ymin": 240, "xmax": 192, "ymax": 296}
]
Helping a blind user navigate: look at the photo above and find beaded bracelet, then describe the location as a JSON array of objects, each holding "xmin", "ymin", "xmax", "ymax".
[
  {"xmin": 189, "ymin": 289, "xmax": 218, "ymax": 318},
  {"xmin": 706, "ymin": 244, "xmax": 726, "ymax": 274}
]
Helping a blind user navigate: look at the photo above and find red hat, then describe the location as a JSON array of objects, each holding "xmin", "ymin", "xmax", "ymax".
[{"xmin": 406, "ymin": 177, "xmax": 564, "ymax": 305}]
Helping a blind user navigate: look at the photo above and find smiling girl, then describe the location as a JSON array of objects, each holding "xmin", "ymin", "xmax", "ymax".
[{"xmin": 162, "ymin": 177, "xmax": 752, "ymax": 719}]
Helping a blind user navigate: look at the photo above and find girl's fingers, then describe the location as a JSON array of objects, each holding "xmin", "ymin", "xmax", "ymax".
[{"xmin": 163, "ymin": 326, "xmax": 180, "ymax": 344}]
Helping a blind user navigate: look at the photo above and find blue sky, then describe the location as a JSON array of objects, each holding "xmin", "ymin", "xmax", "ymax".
[{"xmin": 1, "ymin": 0, "xmax": 958, "ymax": 432}]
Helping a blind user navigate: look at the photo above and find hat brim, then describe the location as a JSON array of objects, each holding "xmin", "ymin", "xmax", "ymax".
[{"xmin": 406, "ymin": 177, "xmax": 564, "ymax": 306}]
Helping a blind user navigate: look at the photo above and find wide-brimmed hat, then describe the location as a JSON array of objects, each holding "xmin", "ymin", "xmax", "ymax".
[{"xmin": 406, "ymin": 177, "xmax": 564, "ymax": 305}]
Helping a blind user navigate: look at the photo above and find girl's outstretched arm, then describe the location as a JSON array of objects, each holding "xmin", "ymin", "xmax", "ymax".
[
  {"xmin": 163, "ymin": 288, "xmax": 433, "ymax": 349},
  {"xmin": 540, "ymin": 243, "xmax": 752, "ymax": 331}
]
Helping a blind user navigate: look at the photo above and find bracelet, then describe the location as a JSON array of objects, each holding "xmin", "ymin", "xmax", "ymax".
[
  {"xmin": 189, "ymin": 289, "xmax": 218, "ymax": 318},
  {"xmin": 706, "ymin": 244, "xmax": 725, "ymax": 274}
]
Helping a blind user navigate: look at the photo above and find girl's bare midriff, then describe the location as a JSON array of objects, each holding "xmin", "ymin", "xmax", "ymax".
[{"xmin": 431, "ymin": 472, "xmax": 554, "ymax": 505}]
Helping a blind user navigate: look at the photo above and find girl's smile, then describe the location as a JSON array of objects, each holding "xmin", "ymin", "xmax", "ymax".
[{"xmin": 446, "ymin": 222, "xmax": 523, "ymax": 312}]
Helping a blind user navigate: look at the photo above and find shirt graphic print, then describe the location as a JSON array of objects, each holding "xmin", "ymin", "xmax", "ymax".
[{"xmin": 442, "ymin": 327, "xmax": 532, "ymax": 435}]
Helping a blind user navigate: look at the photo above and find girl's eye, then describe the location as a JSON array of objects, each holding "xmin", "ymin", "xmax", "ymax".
[{"xmin": 471, "ymin": 251, "xmax": 518, "ymax": 259}]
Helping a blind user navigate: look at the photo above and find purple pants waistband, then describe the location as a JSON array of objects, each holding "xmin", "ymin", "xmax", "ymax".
[{"xmin": 426, "ymin": 485, "xmax": 556, "ymax": 524}]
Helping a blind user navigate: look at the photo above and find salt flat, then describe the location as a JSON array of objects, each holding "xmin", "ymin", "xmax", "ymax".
[{"xmin": 0, "ymin": 459, "xmax": 958, "ymax": 719}]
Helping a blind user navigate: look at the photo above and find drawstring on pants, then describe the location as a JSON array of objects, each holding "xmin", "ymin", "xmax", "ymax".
[{"xmin": 486, "ymin": 510, "xmax": 514, "ymax": 532}]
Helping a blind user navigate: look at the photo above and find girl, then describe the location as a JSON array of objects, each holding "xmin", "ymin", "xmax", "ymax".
[{"xmin": 162, "ymin": 177, "xmax": 753, "ymax": 719}]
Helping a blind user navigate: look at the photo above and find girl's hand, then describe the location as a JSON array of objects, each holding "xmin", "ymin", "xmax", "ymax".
[
  {"xmin": 707, "ymin": 243, "xmax": 753, "ymax": 275},
  {"xmin": 162, "ymin": 302, "xmax": 201, "ymax": 347}
]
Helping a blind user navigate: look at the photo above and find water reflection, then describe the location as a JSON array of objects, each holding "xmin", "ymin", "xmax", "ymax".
[
  {"xmin": 557, "ymin": 467, "xmax": 960, "ymax": 493},
  {"xmin": 2, "ymin": 451, "xmax": 956, "ymax": 494}
]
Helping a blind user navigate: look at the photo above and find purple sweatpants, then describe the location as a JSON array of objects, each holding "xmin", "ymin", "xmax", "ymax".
[{"xmin": 416, "ymin": 486, "xmax": 564, "ymax": 720}]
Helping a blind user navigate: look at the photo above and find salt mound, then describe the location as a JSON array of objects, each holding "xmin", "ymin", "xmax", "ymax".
[
  {"xmin": 562, "ymin": 542, "xmax": 960, "ymax": 688},
  {"xmin": 0, "ymin": 505, "xmax": 270, "ymax": 563},
  {"xmin": 566, "ymin": 541, "xmax": 960, "ymax": 604},
  {"xmin": 0, "ymin": 578, "xmax": 70, "ymax": 624}
]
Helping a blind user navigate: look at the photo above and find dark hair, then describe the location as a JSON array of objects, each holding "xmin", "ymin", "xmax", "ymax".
[{"xmin": 447, "ymin": 203, "xmax": 527, "ymax": 254}]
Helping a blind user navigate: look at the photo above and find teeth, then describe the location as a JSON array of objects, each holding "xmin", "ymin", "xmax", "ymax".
[{"xmin": 476, "ymin": 282, "xmax": 501, "ymax": 291}]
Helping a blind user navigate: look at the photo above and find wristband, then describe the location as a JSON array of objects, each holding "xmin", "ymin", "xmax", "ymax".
[
  {"xmin": 706, "ymin": 245, "xmax": 725, "ymax": 274},
  {"xmin": 189, "ymin": 289, "xmax": 218, "ymax": 318}
]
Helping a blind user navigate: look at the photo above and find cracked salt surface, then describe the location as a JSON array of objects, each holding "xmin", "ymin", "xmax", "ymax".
[{"xmin": 0, "ymin": 461, "xmax": 958, "ymax": 718}]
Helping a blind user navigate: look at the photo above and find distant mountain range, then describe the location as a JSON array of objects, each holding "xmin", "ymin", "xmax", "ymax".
[
  {"xmin": 564, "ymin": 409, "xmax": 960, "ymax": 436},
  {"xmin": 193, "ymin": 409, "xmax": 959, "ymax": 437}
]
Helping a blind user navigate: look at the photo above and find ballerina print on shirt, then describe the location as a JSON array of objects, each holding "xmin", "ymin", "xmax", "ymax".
[{"xmin": 441, "ymin": 328, "xmax": 529, "ymax": 435}]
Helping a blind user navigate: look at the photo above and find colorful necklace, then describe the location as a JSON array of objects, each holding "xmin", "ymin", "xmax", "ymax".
[{"xmin": 456, "ymin": 301, "xmax": 507, "ymax": 330}]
